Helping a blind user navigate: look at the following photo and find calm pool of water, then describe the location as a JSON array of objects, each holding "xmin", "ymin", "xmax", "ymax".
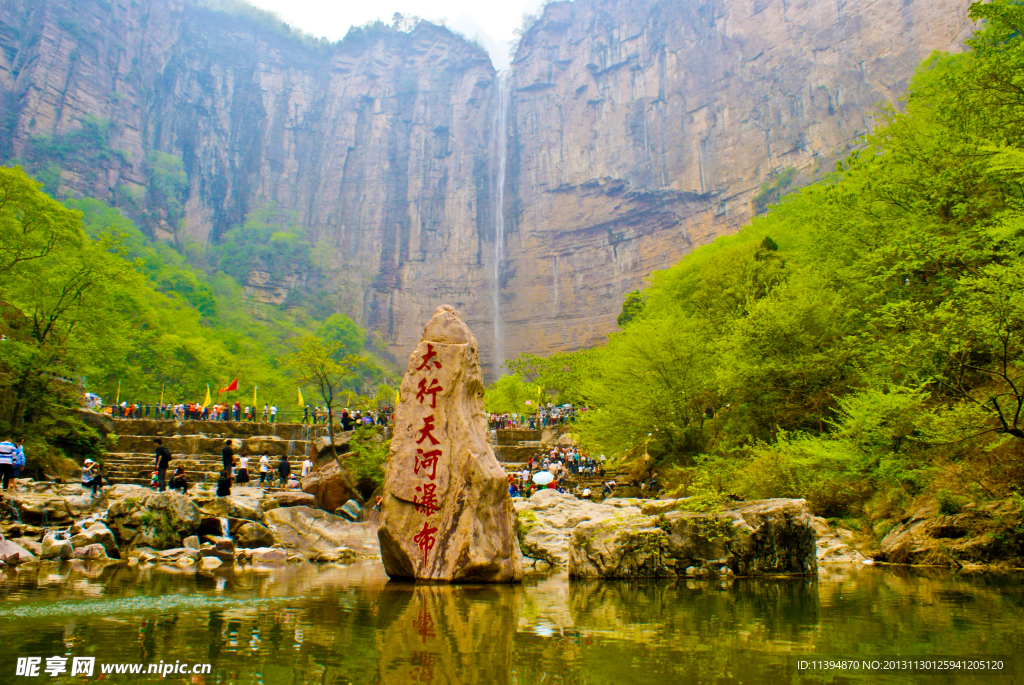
[{"xmin": 0, "ymin": 561, "xmax": 1020, "ymax": 684}]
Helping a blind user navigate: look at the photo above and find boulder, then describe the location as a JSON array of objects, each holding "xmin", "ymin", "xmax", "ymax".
[
  {"xmin": 41, "ymin": 533, "xmax": 74, "ymax": 560},
  {"xmin": 156, "ymin": 547, "xmax": 201, "ymax": 564},
  {"xmin": 251, "ymin": 547, "xmax": 287, "ymax": 564},
  {"xmin": 194, "ymin": 495, "xmax": 267, "ymax": 525},
  {"xmin": 234, "ymin": 522, "xmax": 275, "ymax": 549},
  {"xmin": 312, "ymin": 547, "xmax": 358, "ymax": 564},
  {"xmin": 377, "ymin": 305, "xmax": 523, "ymax": 582},
  {"xmin": 106, "ymin": 491, "xmax": 201, "ymax": 550},
  {"xmin": 9, "ymin": 537, "xmax": 41, "ymax": 558},
  {"xmin": 811, "ymin": 517, "xmax": 867, "ymax": 564},
  {"xmin": 301, "ymin": 459, "xmax": 358, "ymax": 512},
  {"xmin": 336, "ymin": 499, "xmax": 362, "ymax": 522},
  {"xmin": 73, "ymin": 544, "xmax": 109, "ymax": 560},
  {"xmin": 266, "ymin": 506, "xmax": 379, "ymax": 559},
  {"xmin": 569, "ymin": 498, "xmax": 818, "ymax": 578},
  {"xmin": 70, "ymin": 522, "xmax": 119, "ymax": 559},
  {"xmin": 880, "ymin": 498, "xmax": 1023, "ymax": 565},
  {"xmin": 0, "ymin": 537, "xmax": 34, "ymax": 565},
  {"xmin": 514, "ymin": 489, "xmax": 635, "ymax": 565},
  {"xmin": 312, "ymin": 433, "xmax": 354, "ymax": 459},
  {"xmin": 273, "ymin": 491, "xmax": 318, "ymax": 508},
  {"xmin": 183, "ymin": 536, "xmax": 200, "ymax": 550}
]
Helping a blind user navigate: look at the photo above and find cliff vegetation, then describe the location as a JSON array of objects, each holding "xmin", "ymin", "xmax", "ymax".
[{"xmin": 0, "ymin": 167, "xmax": 397, "ymax": 471}]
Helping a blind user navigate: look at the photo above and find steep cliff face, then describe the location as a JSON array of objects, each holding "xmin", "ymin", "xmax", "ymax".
[
  {"xmin": 500, "ymin": 0, "xmax": 976, "ymax": 360},
  {"xmin": 0, "ymin": 0, "xmax": 977, "ymax": 376},
  {"xmin": 0, "ymin": 0, "xmax": 500, "ymax": 365}
]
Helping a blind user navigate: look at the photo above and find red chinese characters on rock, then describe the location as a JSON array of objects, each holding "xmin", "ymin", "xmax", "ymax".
[
  {"xmin": 415, "ymin": 449, "xmax": 441, "ymax": 480},
  {"xmin": 405, "ymin": 342, "xmax": 449, "ymax": 562},
  {"xmin": 416, "ymin": 343, "xmax": 442, "ymax": 371},
  {"xmin": 416, "ymin": 378, "xmax": 443, "ymax": 409},
  {"xmin": 413, "ymin": 521, "xmax": 438, "ymax": 556},
  {"xmin": 416, "ymin": 415, "xmax": 441, "ymax": 446},
  {"xmin": 414, "ymin": 482, "xmax": 440, "ymax": 515}
]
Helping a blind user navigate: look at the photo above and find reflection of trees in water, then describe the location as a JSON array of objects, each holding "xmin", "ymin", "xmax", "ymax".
[{"xmin": 3, "ymin": 564, "xmax": 1023, "ymax": 684}]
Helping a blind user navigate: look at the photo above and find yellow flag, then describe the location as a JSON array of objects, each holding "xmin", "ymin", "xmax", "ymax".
[
  {"xmin": 394, "ymin": 389, "xmax": 401, "ymax": 405},
  {"xmin": 297, "ymin": 387, "xmax": 304, "ymax": 407},
  {"xmin": 202, "ymin": 384, "xmax": 212, "ymax": 409}
]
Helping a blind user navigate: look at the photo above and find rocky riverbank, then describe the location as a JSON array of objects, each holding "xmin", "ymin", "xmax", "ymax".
[
  {"xmin": 6, "ymin": 477, "xmax": 1012, "ymax": 575},
  {"xmin": 0, "ymin": 480, "xmax": 379, "ymax": 570}
]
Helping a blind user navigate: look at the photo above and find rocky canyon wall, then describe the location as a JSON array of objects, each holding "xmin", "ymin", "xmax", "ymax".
[
  {"xmin": 0, "ymin": 0, "xmax": 977, "ymax": 376},
  {"xmin": 500, "ymin": 0, "xmax": 976, "ymax": 361}
]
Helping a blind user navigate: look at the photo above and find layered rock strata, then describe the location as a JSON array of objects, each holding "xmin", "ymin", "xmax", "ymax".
[
  {"xmin": 377, "ymin": 305, "xmax": 523, "ymax": 582},
  {"xmin": 0, "ymin": 0, "xmax": 976, "ymax": 375}
]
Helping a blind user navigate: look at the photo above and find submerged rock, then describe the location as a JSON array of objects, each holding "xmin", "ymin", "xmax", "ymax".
[
  {"xmin": 378, "ymin": 306, "xmax": 522, "ymax": 582},
  {"xmin": 568, "ymin": 498, "xmax": 817, "ymax": 578}
]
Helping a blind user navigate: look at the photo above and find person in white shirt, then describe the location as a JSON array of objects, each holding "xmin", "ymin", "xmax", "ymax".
[
  {"xmin": 270, "ymin": 405, "xmax": 278, "ymax": 423},
  {"xmin": 236, "ymin": 455, "xmax": 250, "ymax": 484},
  {"xmin": 259, "ymin": 453, "xmax": 270, "ymax": 485},
  {"xmin": 301, "ymin": 457, "xmax": 313, "ymax": 478}
]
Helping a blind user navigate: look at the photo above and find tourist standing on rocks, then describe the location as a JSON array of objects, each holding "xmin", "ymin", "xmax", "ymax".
[
  {"xmin": 277, "ymin": 455, "xmax": 290, "ymax": 484},
  {"xmin": 262, "ymin": 404, "xmax": 269, "ymax": 421},
  {"xmin": 259, "ymin": 453, "xmax": 270, "ymax": 484},
  {"xmin": 303, "ymin": 405, "xmax": 310, "ymax": 423},
  {"xmin": 81, "ymin": 459, "xmax": 102, "ymax": 497},
  {"xmin": 0, "ymin": 438, "xmax": 15, "ymax": 491},
  {"xmin": 221, "ymin": 440, "xmax": 234, "ymax": 474},
  {"xmin": 301, "ymin": 456, "xmax": 313, "ymax": 478},
  {"xmin": 270, "ymin": 405, "xmax": 278, "ymax": 423},
  {"xmin": 13, "ymin": 439, "xmax": 24, "ymax": 480},
  {"xmin": 236, "ymin": 455, "xmax": 250, "ymax": 484},
  {"xmin": 154, "ymin": 439, "xmax": 172, "ymax": 492},
  {"xmin": 341, "ymin": 410, "xmax": 355, "ymax": 431},
  {"xmin": 216, "ymin": 467, "xmax": 232, "ymax": 496}
]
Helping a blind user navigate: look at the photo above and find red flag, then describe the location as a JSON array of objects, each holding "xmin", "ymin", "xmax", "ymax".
[{"xmin": 217, "ymin": 378, "xmax": 239, "ymax": 394}]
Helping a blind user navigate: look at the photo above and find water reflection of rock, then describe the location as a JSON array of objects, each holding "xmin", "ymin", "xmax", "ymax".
[{"xmin": 375, "ymin": 582, "xmax": 521, "ymax": 685}]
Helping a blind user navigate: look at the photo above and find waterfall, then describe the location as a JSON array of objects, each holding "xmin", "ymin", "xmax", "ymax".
[
  {"xmin": 491, "ymin": 70, "xmax": 512, "ymax": 376},
  {"xmin": 219, "ymin": 517, "xmax": 231, "ymax": 539}
]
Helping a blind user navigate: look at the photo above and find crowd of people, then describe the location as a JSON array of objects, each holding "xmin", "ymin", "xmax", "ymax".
[
  {"xmin": 0, "ymin": 437, "xmax": 26, "ymax": 492},
  {"xmin": 504, "ymin": 445, "xmax": 613, "ymax": 500},
  {"xmin": 488, "ymin": 405, "xmax": 583, "ymax": 431},
  {"xmin": 150, "ymin": 437, "xmax": 316, "ymax": 498},
  {"xmin": 97, "ymin": 399, "xmax": 394, "ymax": 428}
]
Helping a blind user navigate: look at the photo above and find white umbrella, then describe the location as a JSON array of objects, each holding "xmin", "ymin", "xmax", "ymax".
[{"xmin": 533, "ymin": 471, "xmax": 554, "ymax": 485}]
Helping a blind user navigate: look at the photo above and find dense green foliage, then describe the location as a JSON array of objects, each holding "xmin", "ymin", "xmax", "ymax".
[
  {"xmin": 1, "ymin": 167, "xmax": 396, "ymax": 469},
  {"xmin": 500, "ymin": 2, "xmax": 1024, "ymax": 538}
]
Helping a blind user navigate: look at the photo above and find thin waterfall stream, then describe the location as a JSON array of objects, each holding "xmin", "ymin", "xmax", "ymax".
[{"xmin": 491, "ymin": 70, "xmax": 512, "ymax": 376}]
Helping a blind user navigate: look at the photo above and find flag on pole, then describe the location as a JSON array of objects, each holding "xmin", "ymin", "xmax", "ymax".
[
  {"xmin": 159, "ymin": 382, "xmax": 165, "ymax": 405},
  {"xmin": 394, "ymin": 389, "xmax": 400, "ymax": 405},
  {"xmin": 297, "ymin": 387, "xmax": 304, "ymax": 407},
  {"xmin": 253, "ymin": 384, "xmax": 258, "ymax": 407},
  {"xmin": 202, "ymin": 384, "xmax": 212, "ymax": 409},
  {"xmin": 217, "ymin": 378, "xmax": 239, "ymax": 394},
  {"xmin": 115, "ymin": 380, "xmax": 121, "ymax": 405}
]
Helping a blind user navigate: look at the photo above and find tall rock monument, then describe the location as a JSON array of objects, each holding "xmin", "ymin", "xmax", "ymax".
[{"xmin": 378, "ymin": 305, "xmax": 523, "ymax": 582}]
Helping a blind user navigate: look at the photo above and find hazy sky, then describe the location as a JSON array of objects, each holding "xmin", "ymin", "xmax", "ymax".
[{"xmin": 245, "ymin": 0, "xmax": 548, "ymax": 69}]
